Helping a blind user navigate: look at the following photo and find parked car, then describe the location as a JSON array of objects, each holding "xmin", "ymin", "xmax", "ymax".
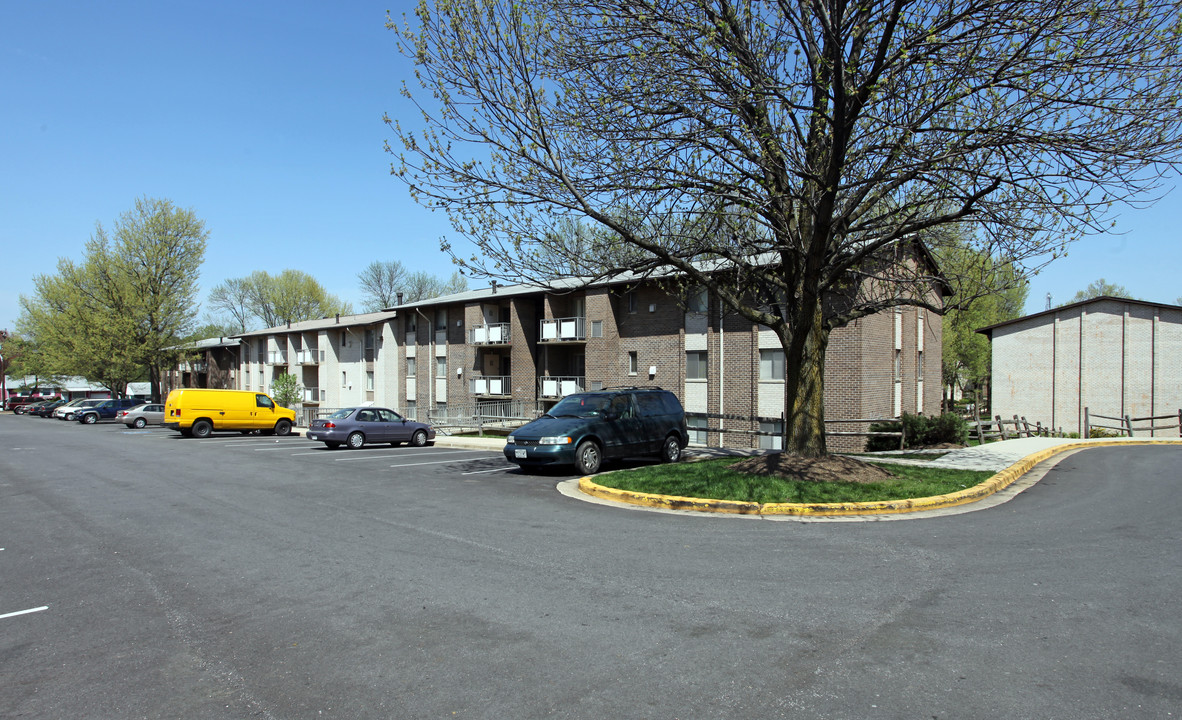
[
  {"xmin": 164, "ymin": 389, "xmax": 296, "ymax": 438},
  {"xmin": 54, "ymin": 398, "xmax": 100, "ymax": 420},
  {"xmin": 306, "ymin": 407, "xmax": 435, "ymax": 449},
  {"xmin": 119, "ymin": 403, "xmax": 165, "ymax": 428},
  {"xmin": 76, "ymin": 398, "xmax": 141, "ymax": 424},
  {"xmin": 6, "ymin": 397, "xmax": 42, "ymax": 413},
  {"xmin": 504, "ymin": 387, "xmax": 688, "ymax": 474},
  {"xmin": 29, "ymin": 399, "xmax": 67, "ymax": 417}
]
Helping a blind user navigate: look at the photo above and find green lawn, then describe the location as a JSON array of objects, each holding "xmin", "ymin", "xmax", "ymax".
[{"xmin": 592, "ymin": 457, "xmax": 995, "ymax": 504}]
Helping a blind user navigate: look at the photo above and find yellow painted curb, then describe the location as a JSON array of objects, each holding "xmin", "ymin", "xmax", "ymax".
[{"xmin": 578, "ymin": 440, "xmax": 1182, "ymax": 516}]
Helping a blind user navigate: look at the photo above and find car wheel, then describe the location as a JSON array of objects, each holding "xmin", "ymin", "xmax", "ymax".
[
  {"xmin": 411, "ymin": 429, "xmax": 428, "ymax": 447},
  {"xmin": 660, "ymin": 434, "xmax": 682, "ymax": 463},
  {"xmin": 191, "ymin": 420, "xmax": 212, "ymax": 439},
  {"xmin": 347, "ymin": 431, "xmax": 365, "ymax": 449},
  {"xmin": 82, "ymin": 413, "xmax": 97, "ymax": 424},
  {"xmin": 574, "ymin": 440, "xmax": 602, "ymax": 475},
  {"xmin": 273, "ymin": 419, "xmax": 292, "ymax": 436},
  {"xmin": 325, "ymin": 441, "xmax": 341, "ymax": 449},
  {"xmin": 133, "ymin": 417, "xmax": 147, "ymax": 429}
]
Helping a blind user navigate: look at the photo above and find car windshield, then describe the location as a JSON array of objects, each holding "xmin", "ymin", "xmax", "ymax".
[
  {"xmin": 328, "ymin": 408, "xmax": 356, "ymax": 420},
  {"xmin": 549, "ymin": 394, "xmax": 612, "ymax": 418}
]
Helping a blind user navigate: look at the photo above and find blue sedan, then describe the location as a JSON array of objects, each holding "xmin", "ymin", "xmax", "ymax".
[{"xmin": 306, "ymin": 407, "xmax": 435, "ymax": 450}]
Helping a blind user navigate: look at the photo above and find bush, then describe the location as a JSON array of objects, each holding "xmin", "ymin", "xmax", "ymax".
[
  {"xmin": 865, "ymin": 412, "xmax": 969, "ymax": 451},
  {"xmin": 1087, "ymin": 426, "xmax": 1123, "ymax": 439}
]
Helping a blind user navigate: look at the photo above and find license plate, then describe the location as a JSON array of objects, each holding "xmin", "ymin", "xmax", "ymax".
[{"xmin": 515, "ymin": 449, "xmax": 527, "ymax": 458}]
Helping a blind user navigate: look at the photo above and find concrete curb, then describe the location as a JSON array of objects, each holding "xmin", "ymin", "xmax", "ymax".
[{"xmin": 578, "ymin": 439, "xmax": 1182, "ymax": 516}]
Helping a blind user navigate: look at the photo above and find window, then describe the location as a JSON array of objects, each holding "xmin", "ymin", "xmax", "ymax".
[
  {"xmin": 405, "ymin": 400, "xmax": 416, "ymax": 420},
  {"xmin": 406, "ymin": 357, "xmax": 416, "ymax": 377},
  {"xmin": 627, "ymin": 291, "xmax": 638, "ymax": 313},
  {"xmin": 340, "ymin": 331, "xmax": 348, "ymax": 349},
  {"xmin": 686, "ymin": 351, "xmax": 708, "ymax": 380},
  {"xmin": 436, "ymin": 401, "xmax": 448, "ymax": 417},
  {"xmin": 759, "ymin": 421, "xmax": 784, "ymax": 450},
  {"xmin": 894, "ymin": 349, "xmax": 902, "ymax": 382},
  {"xmin": 628, "ymin": 351, "xmax": 638, "ymax": 375},
  {"xmin": 435, "ymin": 356, "xmax": 447, "ymax": 378},
  {"xmin": 407, "ymin": 315, "xmax": 417, "ymax": 334},
  {"xmin": 590, "ymin": 380, "xmax": 604, "ymax": 391},
  {"xmin": 435, "ymin": 309, "xmax": 447, "ymax": 332},
  {"xmin": 759, "ymin": 349, "xmax": 785, "ymax": 380},
  {"xmin": 687, "ymin": 285, "xmax": 708, "ymax": 313},
  {"xmin": 687, "ymin": 415, "xmax": 708, "ymax": 444},
  {"xmin": 366, "ymin": 371, "xmax": 374, "ymax": 391},
  {"xmin": 341, "ymin": 371, "xmax": 348, "ymax": 387},
  {"xmin": 917, "ymin": 350, "xmax": 924, "ymax": 381},
  {"xmin": 255, "ymin": 394, "xmax": 274, "ymax": 409},
  {"xmin": 591, "ymin": 320, "xmax": 603, "ymax": 338}
]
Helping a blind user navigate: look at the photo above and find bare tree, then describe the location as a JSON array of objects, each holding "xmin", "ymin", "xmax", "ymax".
[
  {"xmin": 390, "ymin": 0, "xmax": 1182, "ymax": 456},
  {"xmin": 358, "ymin": 260, "xmax": 409, "ymax": 311}
]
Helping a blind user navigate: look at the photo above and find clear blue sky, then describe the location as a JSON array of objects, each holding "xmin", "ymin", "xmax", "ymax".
[{"xmin": 2, "ymin": 0, "xmax": 1180, "ymax": 337}]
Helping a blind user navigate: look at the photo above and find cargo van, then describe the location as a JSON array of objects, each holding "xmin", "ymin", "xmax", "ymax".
[{"xmin": 164, "ymin": 389, "xmax": 296, "ymax": 438}]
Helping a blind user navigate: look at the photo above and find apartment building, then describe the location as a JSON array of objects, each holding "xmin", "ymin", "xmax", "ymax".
[{"xmin": 230, "ymin": 270, "xmax": 942, "ymax": 452}]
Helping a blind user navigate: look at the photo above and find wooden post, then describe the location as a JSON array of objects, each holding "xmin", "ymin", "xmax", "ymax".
[
  {"xmin": 1125, "ymin": 414, "xmax": 1133, "ymax": 437},
  {"xmin": 996, "ymin": 415, "xmax": 1008, "ymax": 440}
]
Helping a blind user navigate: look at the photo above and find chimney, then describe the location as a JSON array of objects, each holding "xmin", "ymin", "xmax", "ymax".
[
  {"xmin": 335, "ymin": 313, "xmax": 340, "ymax": 324},
  {"xmin": 396, "ymin": 292, "xmax": 404, "ymax": 305},
  {"xmin": 491, "ymin": 280, "xmax": 498, "ymax": 294}
]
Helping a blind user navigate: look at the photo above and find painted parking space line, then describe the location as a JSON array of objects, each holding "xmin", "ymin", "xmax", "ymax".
[
  {"xmin": 336, "ymin": 449, "xmax": 482, "ymax": 462},
  {"xmin": 1, "ymin": 606, "xmax": 48, "ymax": 620},
  {"xmin": 461, "ymin": 466, "xmax": 517, "ymax": 475},
  {"xmin": 389, "ymin": 458, "xmax": 500, "ymax": 469}
]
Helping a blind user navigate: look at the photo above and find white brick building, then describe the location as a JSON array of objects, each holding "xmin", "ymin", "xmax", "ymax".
[{"xmin": 980, "ymin": 296, "xmax": 1182, "ymax": 435}]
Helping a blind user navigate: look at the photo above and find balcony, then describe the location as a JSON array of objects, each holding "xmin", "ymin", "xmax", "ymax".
[
  {"xmin": 266, "ymin": 351, "xmax": 289, "ymax": 365},
  {"xmin": 468, "ymin": 323, "xmax": 511, "ymax": 345},
  {"xmin": 295, "ymin": 349, "xmax": 319, "ymax": 365},
  {"xmin": 470, "ymin": 375, "xmax": 511, "ymax": 397},
  {"xmin": 539, "ymin": 376, "xmax": 585, "ymax": 399},
  {"xmin": 539, "ymin": 316, "xmax": 586, "ymax": 342},
  {"xmin": 302, "ymin": 387, "xmax": 320, "ymax": 403}
]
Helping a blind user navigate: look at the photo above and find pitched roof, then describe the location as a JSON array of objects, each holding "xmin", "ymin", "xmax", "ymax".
[{"xmin": 976, "ymin": 296, "xmax": 1182, "ymax": 337}]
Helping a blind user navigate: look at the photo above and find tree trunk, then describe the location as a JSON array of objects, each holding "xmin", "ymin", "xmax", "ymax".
[{"xmin": 782, "ymin": 299, "xmax": 830, "ymax": 457}]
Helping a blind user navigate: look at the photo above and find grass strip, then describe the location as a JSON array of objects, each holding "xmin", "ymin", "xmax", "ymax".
[{"xmin": 595, "ymin": 458, "xmax": 996, "ymax": 504}]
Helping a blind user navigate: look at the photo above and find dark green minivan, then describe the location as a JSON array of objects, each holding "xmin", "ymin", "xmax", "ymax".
[{"xmin": 504, "ymin": 387, "xmax": 688, "ymax": 474}]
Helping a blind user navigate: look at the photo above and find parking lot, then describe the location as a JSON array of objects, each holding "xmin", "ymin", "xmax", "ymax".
[{"xmin": 2, "ymin": 414, "xmax": 1180, "ymax": 719}]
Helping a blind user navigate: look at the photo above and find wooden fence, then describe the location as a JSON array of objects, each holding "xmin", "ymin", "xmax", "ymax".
[
  {"xmin": 1083, "ymin": 408, "xmax": 1182, "ymax": 439},
  {"xmin": 972, "ymin": 414, "xmax": 1064, "ymax": 443}
]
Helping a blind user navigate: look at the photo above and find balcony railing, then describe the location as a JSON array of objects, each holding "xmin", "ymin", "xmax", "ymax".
[
  {"xmin": 539, "ymin": 376, "xmax": 585, "ymax": 398},
  {"xmin": 296, "ymin": 349, "xmax": 318, "ymax": 365},
  {"xmin": 468, "ymin": 323, "xmax": 511, "ymax": 345},
  {"xmin": 302, "ymin": 387, "xmax": 320, "ymax": 403},
  {"xmin": 470, "ymin": 375, "xmax": 511, "ymax": 396},
  {"xmin": 266, "ymin": 351, "xmax": 289, "ymax": 365},
  {"xmin": 539, "ymin": 316, "xmax": 586, "ymax": 342}
]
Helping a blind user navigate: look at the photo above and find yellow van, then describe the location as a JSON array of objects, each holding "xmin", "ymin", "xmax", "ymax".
[{"xmin": 164, "ymin": 389, "xmax": 296, "ymax": 438}]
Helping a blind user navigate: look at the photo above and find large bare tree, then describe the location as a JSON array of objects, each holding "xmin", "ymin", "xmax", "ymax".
[{"xmin": 389, "ymin": 0, "xmax": 1182, "ymax": 456}]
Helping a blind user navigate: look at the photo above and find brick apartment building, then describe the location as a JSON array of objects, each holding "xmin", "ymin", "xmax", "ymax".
[
  {"xmin": 980, "ymin": 296, "xmax": 1182, "ymax": 436},
  {"xmin": 228, "ymin": 270, "xmax": 944, "ymax": 452}
]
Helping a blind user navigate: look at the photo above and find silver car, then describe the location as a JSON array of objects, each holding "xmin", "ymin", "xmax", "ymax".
[
  {"xmin": 120, "ymin": 403, "xmax": 165, "ymax": 428},
  {"xmin": 56, "ymin": 398, "xmax": 102, "ymax": 421}
]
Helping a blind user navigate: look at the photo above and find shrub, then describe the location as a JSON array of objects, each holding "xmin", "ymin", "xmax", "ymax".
[
  {"xmin": 864, "ymin": 412, "xmax": 968, "ymax": 451},
  {"xmin": 1087, "ymin": 426, "xmax": 1123, "ymax": 439}
]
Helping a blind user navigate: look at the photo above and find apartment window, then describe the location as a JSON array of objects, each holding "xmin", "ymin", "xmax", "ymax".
[
  {"xmin": 917, "ymin": 350, "xmax": 924, "ymax": 381},
  {"xmin": 435, "ymin": 356, "xmax": 447, "ymax": 378},
  {"xmin": 366, "ymin": 371, "xmax": 375, "ymax": 391},
  {"xmin": 687, "ymin": 414, "xmax": 709, "ymax": 445},
  {"xmin": 627, "ymin": 291, "xmax": 638, "ymax": 313},
  {"xmin": 628, "ymin": 351, "xmax": 639, "ymax": 375},
  {"xmin": 341, "ymin": 371, "xmax": 348, "ymax": 387},
  {"xmin": 590, "ymin": 380, "xmax": 604, "ymax": 391},
  {"xmin": 686, "ymin": 351, "xmax": 708, "ymax": 380},
  {"xmin": 894, "ymin": 349, "xmax": 902, "ymax": 382},
  {"xmin": 405, "ymin": 400, "xmax": 416, "ymax": 420},
  {"xmin": 407, "ymin": 315, "xmax": 417, "ymax": 334},
  {"xmin": 759, "ymin": 349, "xmax": 785, "ymax": 380},
  {"xmin": 406, "ymin": 357, "xmax": 416, "ymax": 378},
  {"xmin": 320, "ymin": 389, "xmax": 326, "ymax": 401},
  {"xmin": 759, "ymin": 421, "xmax": 784, "ymax": 450},
  {"xmin": 591, "ymin": 320, "xmax": 603, "ymax": 338},
  {"xmin": 436, "ymin": 401, "xmax": 448, "ymax": 417},
  {"xmin": 687, "ymin": 285, "xmax": 708, "ymax": 313},
  {"xmin": 341, "ymin": 331, "xmax": 348, "ymax": 349},
  {"xmin": 435, "ymin": 309, "xmax": 447, "ymax": 333}
]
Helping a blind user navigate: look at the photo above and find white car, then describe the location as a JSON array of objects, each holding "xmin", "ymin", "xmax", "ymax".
[{"xmin": 55, "ymin": 398, "xmax": 102, "ymax": 421}]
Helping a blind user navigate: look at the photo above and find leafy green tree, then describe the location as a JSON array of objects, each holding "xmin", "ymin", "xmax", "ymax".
[
  {"xmin": 270, "ymin": 372, "xmax": 303, "ymax": 408},
  {"xmin": 17, "ymin": 197, "xmax": 206, "ymax": 399},
  {"xmin": 390, "ymin": 0, "xmax": 1182, "ymax": 456},
  {"xmin": 208, "ymin": 270, "xmax": 352, "ymax": 329},
  {"xmin": 1064, "ymin": 278, "xmax": 1138, "ymax": 304}
]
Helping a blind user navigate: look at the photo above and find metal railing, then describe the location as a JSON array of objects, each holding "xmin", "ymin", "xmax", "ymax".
[
  {"xmin": 538, "ymin": 376, "xmax": 585, "ymax": 398},
  {"xmin": 295, "ymin": 349, "xmax": 318, "ymax": 365},
  {"xmin": 470, "ymin": 375, "xmax": 511, "ymax": 396},
  {"xmin": 266, "ymin": 351, "xmax": 289, "ymax": 365},
  {"xmin": 427, "ymin": 400, "xmax": 546, "ymax": 436},
  {"xmin": 469, "ymin": 323, "xmax": 511, "ymax": 345},
  {"xmin": 539, "ymin": 316, "xmax": 586, "ymax": 342}
]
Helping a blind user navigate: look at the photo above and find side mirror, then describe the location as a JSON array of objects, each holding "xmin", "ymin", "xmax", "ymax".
[{"xmin": 604, "ymin": 410, "xmax": 619, "ymax": 421}]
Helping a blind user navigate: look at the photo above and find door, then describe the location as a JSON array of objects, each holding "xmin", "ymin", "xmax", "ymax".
[
  {"xmin": 355, "ymin": 408, "xmax": 387, "ymax": 442},
  {"xmin": 381, "ymin": 408, "xmax": 413, "ymax": 443},
  {"xmin": 602, "ymin": 393, "xmax": 644, "ymax": 458}
]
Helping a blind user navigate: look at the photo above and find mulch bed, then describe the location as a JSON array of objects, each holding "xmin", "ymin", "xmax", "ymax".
[{"xmin": 729, "ymin": 452, "xmax": 897, "ymax": 484}]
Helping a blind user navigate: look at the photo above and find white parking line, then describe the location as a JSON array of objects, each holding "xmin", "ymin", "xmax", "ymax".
[
  {"xmin": 461, "ymin": 466, "xmax": 516, "ymax": 475},
  {"xmin": 336, "ymin": 449, "xmax": 480, "ymax": 462},
  {"xmin": 1, "ymin": 606, "xmax": 48, "ymax": 620},
  {"xmin": 389, "ymin": 458, "xmax": 490, "ymax": 469}
]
